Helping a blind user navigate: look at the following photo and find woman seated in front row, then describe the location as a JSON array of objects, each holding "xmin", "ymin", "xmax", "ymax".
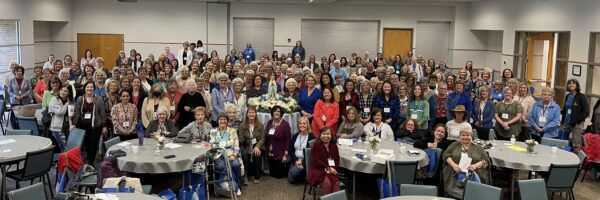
[
  {"xmin": 443, "ymin": 127, "xmax": 490, "ymax": 198},
  {"xmin": 413, "ymin": 123, "xmax": 453, "ymax": 151},
  {"xmin": 178, "ymin": 107, "xmax": 212, "ymax": 142},
  {"xmin": 145, "ymin": 107, "xmax": 178, "ymax": 137},
  {"xmin": 209, "ymin": 113, "xmax": 242, "ymax": 196},
  {"xmin": 396, "ymin": 118, "xmax": 425, "ymax": 142},
  {"xmin": 308, "ymin": 127, "xmax": 340, "ymax": 195},
  {"xmin": 337, "ymin": 107, "xmax": 364, "ymax": 139},
  {"xmin": 363, "ymin": 108, "xmax": 395, "ymax": 141},
  {"xmin": 287, "ymin": 116, "xmax": 315, "ymax": 184}
]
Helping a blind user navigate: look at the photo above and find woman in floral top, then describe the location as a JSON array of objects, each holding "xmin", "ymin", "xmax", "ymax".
[
  {"xmin": 111, "ymin": 90, "xmax": 138, "ymax": 141},
  {"xmin": 210, "ymin": 113, "xmax": 242, "ymax": 196}
]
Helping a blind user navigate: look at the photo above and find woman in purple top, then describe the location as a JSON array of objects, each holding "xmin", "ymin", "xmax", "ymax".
[{"xmin": 264, "ymin": 106, "xmax": 292, "ymax": 179}]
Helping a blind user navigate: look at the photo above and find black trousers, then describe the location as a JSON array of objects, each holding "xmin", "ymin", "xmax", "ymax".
[
  {"xmin": 267, "ymin": 157, "xmax": 288, "ymax": 179},
  {"xmin": 82, "ymin": 127, "xmax": 102, "ymax": 165},
  {"xmin": 242, "ymin": 150, "xmax": 263, "ymax": 179},
  {"xmin": 476, "ymin": 127, "xmax": 490, "ymax": 140},
  {"xmin": 118, "ymin": 133, "xmax": 138, "ymax": 142}
]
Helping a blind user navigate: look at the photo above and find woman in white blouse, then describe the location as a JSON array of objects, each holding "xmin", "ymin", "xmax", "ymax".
[
  {"xmin": 80, "ymin": 49, "xmax": 96, "ymax": 69},
  {"xmin": 363, "ymin": 108, "xmax": 395, "ymax": 141}
]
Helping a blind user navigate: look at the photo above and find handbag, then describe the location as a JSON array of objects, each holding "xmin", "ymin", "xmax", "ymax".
[
  {"xmin": 446, "ymin": 171, "xmax": 481, "ymax": 198},
  {"xmin": 42, "ymin": 107, "xmax": 53, "ymax": 124},
  {"xmin": 175, "ymin": 132, "xmax": 193, "ymax": 143}
]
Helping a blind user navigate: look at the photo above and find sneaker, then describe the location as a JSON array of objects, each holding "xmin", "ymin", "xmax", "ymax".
[
  {"xmin": 236, "ymin": 189, "xmax": 242, "ymax": 196},
  {"xmin": 253, "ymin": 178, "xmax": 261, "ymax": 184}
]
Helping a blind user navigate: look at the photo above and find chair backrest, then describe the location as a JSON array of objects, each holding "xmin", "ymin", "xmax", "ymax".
[
  {"xmin": 399, "ymin": 184, "xmax": 437, "ymax": 196},
  {"xmin": 7, "ymin": 182, "xmax": 46, "ymax": 200},
  {"xmin": 0, "ymin": 100, "xmax": 5, "ymax": 114},
  {"xmin": 65, "ymin": 128, "xmax": 86, "ymax": 151},
  {"xmin": 577, "ymin": 151, "xmax": 587, "ymax": 167},
  {"xmin": 472, "ymin": 129, "xmax": 478, "ymax": 140},
  {"xmin": 488, "ymin": 129, "xmax": 497, "ymax": 140},
  {"xmin": 5, "ymin": 129, "xmax": 32, "ymax": 135},
  {"xmin": 463, "ymin": 181, "xmax": 502, "ymax": 200},
  {"xmin": 387, "ymin": 160, "xmax": 418, "ymax": 186},
  {"xmin": 319, "ymin": 190, "xmax": 346, "ymax": 200},
  {"xmin": 20, "ymin": 145, "xmax": 55, "ymax": 180},
  {"xmin": 104, "ymin": 137, "xmax": 121, "ymax": 151},
  {"xmin": 546, "ymin": 164, "xmax": 580, "ymax": 189},
  {"xmin": 541, "ymin": 137, "xmax": 569, "ymax": 148},
  {"xmin": 518, "ymin": 179, "xmax": 548, "ymax": 200},
  {"xmin": 424, "ymin": 148, "xmax": 442, "ymax": 178},
  {"xmin": 304, "ymin": 148, "xmax": 312, "ymax": 179},
  {"xmin": 16, "ymin": 116, "xmax": 40, "ymax": 136}
]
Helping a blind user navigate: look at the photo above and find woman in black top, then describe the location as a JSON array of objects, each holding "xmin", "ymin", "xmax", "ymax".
[
  {"xmin": 177, "ymin": 80, "xmax": 206, "ymax": 129},
  {"xmin": 413, "ymin": 123, "xmax": 452, "ymax": 151},
  {"xmin": 72, "ymin": 82, "xmax": 107, "ymax": 165}
]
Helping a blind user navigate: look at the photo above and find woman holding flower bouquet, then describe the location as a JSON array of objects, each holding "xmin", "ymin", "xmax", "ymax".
[
  {"xmin": 311, "ymin": 87, "xmax": 340, "ymax": 138},
  {"xmin": 210, "ymin": 113, "xmax": 242, "ymax": 196}
]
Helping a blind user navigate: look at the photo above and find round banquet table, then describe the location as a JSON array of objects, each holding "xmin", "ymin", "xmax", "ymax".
[
  {"xmin": 94, "ymin": 193, "xmax": 163, "ymax": 200},
  {"xmin": 257, "ymin": 112, "xmax": 301, "ymax": 134},
  {"xmin": 339, "ymin": 140, "xmax": 429, "ymax": 174},
  {"xmin": 486, "ymin": 141, "xmax": 580, "ymax": 172},
  {"xmin": 485, "ymin": 141, "xmax": 580, "ymax": 200},
  {"xmin": 0, "ymin": 135, "xmax": 52, "ymax": 198},
  {"xmin": 106, "ymin": 138, "xmax": 208, "ymax": 174},
  {"xmin": 382, "ymin": 196, "xmax": 453, "ymax": 200},
  {"xmin": 338, "ymin": 140, "xmax": 429, "ymax": 200}
]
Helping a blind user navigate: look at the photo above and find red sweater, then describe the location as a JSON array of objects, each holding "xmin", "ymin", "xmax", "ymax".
[
  {"xmin": 308, "ymin": 142, "xmax": 340, "ymax": 185},
  {"xmin": 311, "ymin": 100, "xmax": 339, "ymax": 137}
]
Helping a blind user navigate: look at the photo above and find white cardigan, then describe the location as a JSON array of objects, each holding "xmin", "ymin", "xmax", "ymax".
[
  {"xmin": 177, "ymin": 49, "xmax": 194, "ymax": 68},
  {"xmin": 363, "ymin": 122, "xmax": 395, "ymax": 141}
]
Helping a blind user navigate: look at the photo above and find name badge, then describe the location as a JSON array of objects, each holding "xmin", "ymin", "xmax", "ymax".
[
  {"xmin": 268, "ymin": 128, "xmax": 275, "ymax": 135},
  {"xmin": 384, "ymin": 107, "xmax": 390, "ymax": 113},
  {"xmin": 411, "ymin": 113, "xmax": 418, "ymax": 119},
  {"xmin": 123, "ymin": 121, "xmax": 130, "ymax": 127},
  {"xmin": 328, "ymin": 158, "xmax": 335, "ymax": 167},
  {"xmin": 251, "ymin": 138, "xmax": 257, "ymax": 145},
  {"xmin": 84, "ymin": 113, "xmax": 92, "ymax": 119},
  {"xmin": 539, "ymin": 116, "xmax": 547, "ymax": 123},
  {"xmin": 498, "ymin": 94, "xmax": 502, "ymax": 97},
  {"xmin": 295, "ymin": 150, "xmax": 303, "ymax": 158},
  {"xmin": 364, "ymin": 108, "xmax": 370, "ymax": 113},
  {"xmin": 469, "ymin": 118, "xmax": 474, "ymax": 123},
  {"xmin": 170, "ymin": 106, "xmax": 176, "ymax": 111},
  {"xmin": 501, "ymin": 113, "xmax": 509, "ymax": 119},
  {"xmin": 396, "ymin": 71, "xmax": 400, "ymax": 74},
  {"xmin": 567, "ymin": 109, "xmax": 571, "ymax": 114},
  {"xmin": 321, "ymin": 115, "xmax": 327, "ymax": 122},
  {"xmin": 219, "ymin": 141, "xmax": 226, "ymax": 148},
  {"xmin": 246, "ymin": 55, "xmax": 250, "ymax": 58}
]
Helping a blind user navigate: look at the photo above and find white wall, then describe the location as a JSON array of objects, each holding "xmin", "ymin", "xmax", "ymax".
[
  {"xmin": 72, "ymin": 0, "xmax": 208, "ymax": 59},
  {"xmin": 470, "ymin": 0, "xmax": 600, "ymax": 92},
  {"xmin": 0, "ymin": 0, "xmax": 72, "ymax": 74}
]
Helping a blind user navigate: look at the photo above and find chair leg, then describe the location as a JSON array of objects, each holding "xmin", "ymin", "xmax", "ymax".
[
  {"xmin": 46, "ymin": 174, "xmax": 54, "ymax": 198},
  {"xmin": 580, "ymin": 167, "xmax": 589, "ymax": 183},
  {"xmin": 302, "ymin": 183, "xmax": 307, "ymax": 200},
  {"xmin": 312, "ymin": 186, "xmax": 316, "ymax": 200}
]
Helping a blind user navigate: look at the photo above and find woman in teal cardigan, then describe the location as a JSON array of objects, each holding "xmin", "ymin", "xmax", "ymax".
[{"xmin": 407, "ymin": 85, "xmax": 430, "ymax": 131}]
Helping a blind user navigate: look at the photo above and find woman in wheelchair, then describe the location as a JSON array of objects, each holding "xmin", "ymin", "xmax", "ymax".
[
  {"xmin": 209, "ymin": 113, "xmax": 242, "ymax": 196},
  {"xmin": 307, "ymin": 127, "xmax": 340, "ymax": 195}
]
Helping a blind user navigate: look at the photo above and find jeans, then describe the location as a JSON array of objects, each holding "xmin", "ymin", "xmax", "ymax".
[
  {"xmin": 563, "ymin": 123, "xmax": 585, "ymax": 153},
  {"xmin": 214, "ymin": 156, "xmax": 242, "ymax": 187},
  {"xmin": 51, "ymin": 131, "xmax": 65, "ymax": 151},
  {"xmin": 287, "ymin": 163, "xmax": 306, "ymax": 184}
]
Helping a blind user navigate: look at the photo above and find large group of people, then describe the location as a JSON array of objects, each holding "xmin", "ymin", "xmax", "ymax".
[{"xmin": 4, "ymin": 39, "xmax": 600, "ymax": 197}]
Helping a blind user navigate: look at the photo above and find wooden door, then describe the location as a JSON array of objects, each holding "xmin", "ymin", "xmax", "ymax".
[
  {"xmin": 526, "ymin": 33, "xmax": 554, "ymax": 96},
  {"xmin": 383, "ymin": 29, "xmax": 413, "ymax": 60},
  {"xmin": 77, "ymin": 34, "xmax": 123, "ymax": 70}
]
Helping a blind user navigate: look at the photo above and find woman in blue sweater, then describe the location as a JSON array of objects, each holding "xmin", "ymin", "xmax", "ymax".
[
  {"xmin": 471, "ymin": 86, "xmax": 495, "ymax": 140},
  {"xmin": 374, "ymin": 81, "xmax": 402, "ymax": 130}
]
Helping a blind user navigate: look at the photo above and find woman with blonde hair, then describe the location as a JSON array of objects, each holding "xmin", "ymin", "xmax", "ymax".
[
  {"xmin": 514, "ymin": 81, "xmax": 535, "ymax": 141},
  {"xmin": 287, "ymin": 116, "xmax": 315, "ymax": 183}
]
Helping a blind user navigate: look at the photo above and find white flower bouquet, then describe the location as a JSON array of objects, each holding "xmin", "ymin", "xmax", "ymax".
[
  {"xmin": 368, "ymin": 136, "xmax": 381, "ymax": 151},
  {"xmin": 155, "ymin": 135, "xmax": 166, "ymax": 150},
  {"xmin": 247, "ymin": 95, "xmax": 299, "ymax": 114},
  {"xmin": 525, "ymin": 139, "xmax": 537, "ymax": 154}
]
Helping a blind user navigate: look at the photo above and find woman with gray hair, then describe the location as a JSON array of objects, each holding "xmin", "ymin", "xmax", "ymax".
[
  {"xmin": 282, "ymin": 78, "xmax": 299, "ymax": 101},
  {"xmin": 145, "ymin": 106, "xmax": 178, "ymax": 138},
  {"xmin": 93, "ymin": 69, "xmax": 108, "ymax": 96},
  {"xmin": 528, "ymin": 87, "xmax": 561, "ymax": 142},
  {"xmin": 231, "ymin": 77, "xmax": 247, "ymax": 122},
  {"xmin": 177, "ymin": 79, "xmax": 206, "ymax": 129},
  {"xmin": 211, "ymin": 73, "xmax": 235, "ymax": 125}
]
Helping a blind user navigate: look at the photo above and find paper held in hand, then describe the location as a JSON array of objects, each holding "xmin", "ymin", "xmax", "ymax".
[{"xmin": 458, "ymin": 153, "xmax": 472, "ymax": 172}]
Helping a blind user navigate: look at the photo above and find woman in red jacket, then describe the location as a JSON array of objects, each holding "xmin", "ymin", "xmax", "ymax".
[
  {"xmin": 312, "ymin": 87, "xmax": 339, "ymax": 137},
  {"xmin": 308, "ymin": 127, "xmax": 340, "ymax": 195}
]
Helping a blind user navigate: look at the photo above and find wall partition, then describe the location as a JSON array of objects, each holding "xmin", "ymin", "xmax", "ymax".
[{"xmin": 301, "ymin": 19, "xmax": 379, "ymax": 59}]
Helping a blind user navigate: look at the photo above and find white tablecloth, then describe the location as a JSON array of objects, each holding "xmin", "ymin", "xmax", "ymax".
[
  {"xmin": 486, "ymin": 141, "xmax": 580, "ymax": 171},
  {"xmin": 338, "ymin": 140, "xmax": 429, "ymax": 174},
  {"xmin": 257, "ymin": 112, "xmax": 301, "ymax": 134},
  {"xmin": 106, "ymin": 138, "xmax": 208, "ymax": 174}
]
